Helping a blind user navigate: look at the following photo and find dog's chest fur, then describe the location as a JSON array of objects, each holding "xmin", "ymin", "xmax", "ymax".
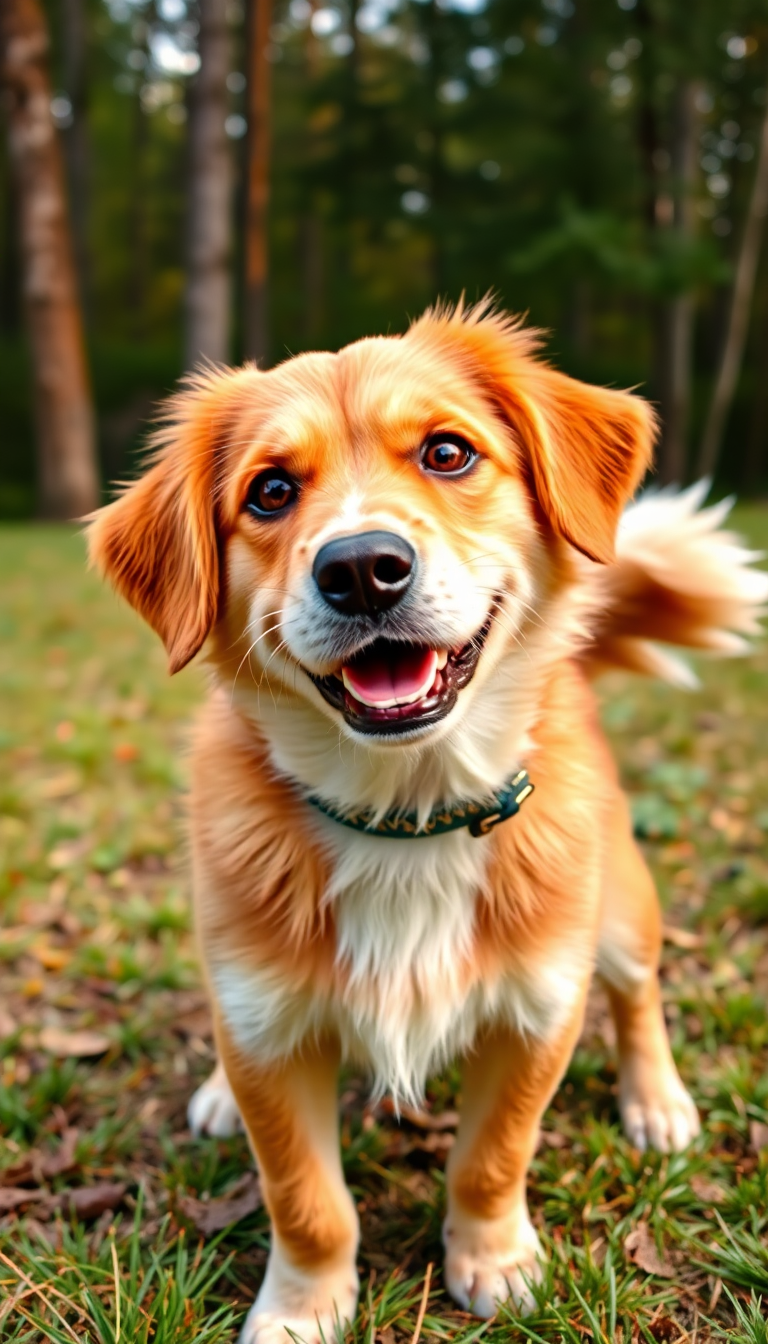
[{"xmin": 214, "ymin": 817, "xmax": 585, "ymax": 1103}]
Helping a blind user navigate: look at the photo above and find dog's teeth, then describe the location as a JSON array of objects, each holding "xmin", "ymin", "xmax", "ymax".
[{"xmin": 435, "ymin": 650, "xmax": 448, "ymax": 670}]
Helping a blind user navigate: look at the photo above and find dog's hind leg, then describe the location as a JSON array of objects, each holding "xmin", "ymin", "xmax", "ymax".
[
  {"xmin": 188, "ymin": 1059, "xmax": 243, "ymax": 1138},
  {"xmin": 597, "ymin": 794, "xmax": 700, "ymax": 1152}
]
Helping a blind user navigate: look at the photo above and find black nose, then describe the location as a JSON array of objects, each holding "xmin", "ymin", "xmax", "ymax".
[{"xmin": 313, "ymin": 530, "xmax": 416, "ymax": 617}]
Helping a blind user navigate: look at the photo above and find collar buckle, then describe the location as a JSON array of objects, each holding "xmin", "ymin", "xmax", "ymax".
[
  {"xmin": 469, "ymin": 810, "xmax": 503, "ymax": 837},
  {"xmin": 467, "ymin": 775, "xmax": 535, "ymax": 838}
]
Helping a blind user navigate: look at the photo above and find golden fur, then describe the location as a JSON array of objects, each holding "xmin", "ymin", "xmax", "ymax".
[{"xmin": 89, "ymin": 302, "xmax": 767, "ymax": 1343}]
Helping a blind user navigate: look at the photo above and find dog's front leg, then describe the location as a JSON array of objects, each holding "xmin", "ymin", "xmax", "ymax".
[
  {"xmin": 444, "ymin": 1013, "xmax": 583, "ymax": 1319},
  {"xmin": 217, "ymin": 1024, "xmax": 359, "ymax": 1344}
]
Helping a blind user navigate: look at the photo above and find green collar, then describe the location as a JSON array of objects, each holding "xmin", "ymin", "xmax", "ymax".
[{"xmin": 306, "ymin": 770, "xmax": 534, "ymax": 839}]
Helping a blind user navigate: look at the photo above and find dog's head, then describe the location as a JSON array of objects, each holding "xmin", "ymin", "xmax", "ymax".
[{"xmin": 89, "ymin": 303, "xmax": 654, "ymax": 747}]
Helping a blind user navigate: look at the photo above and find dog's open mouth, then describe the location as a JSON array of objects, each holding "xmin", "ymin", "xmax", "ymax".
[{"xmin": 307, "ymin": 604, "xmax": 498, "ymax": 735}]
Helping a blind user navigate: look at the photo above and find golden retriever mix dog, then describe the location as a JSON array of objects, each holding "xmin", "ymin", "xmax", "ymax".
[{"xmin": 89, "ymin": 303, "xmax": 766, "ymax": 1343}]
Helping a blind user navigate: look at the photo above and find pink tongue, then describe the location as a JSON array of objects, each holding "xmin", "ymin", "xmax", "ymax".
[{"xmin": 343, "ymin": 647, "xmax": 437, "ymax": 706}]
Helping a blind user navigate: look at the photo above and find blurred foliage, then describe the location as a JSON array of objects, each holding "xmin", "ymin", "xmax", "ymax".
[{"xmin": 4, "ymin": 0, "xmax": 768, "ymax": 512}]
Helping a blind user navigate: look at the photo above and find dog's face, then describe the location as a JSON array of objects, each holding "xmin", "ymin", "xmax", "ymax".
[
  {"xmin": 219, "ymin": 333, "xmax": 544, "ymax": 744},
  {"xmin": 89, "ymin": 305, "xmax": 654, "ymax": 746}
]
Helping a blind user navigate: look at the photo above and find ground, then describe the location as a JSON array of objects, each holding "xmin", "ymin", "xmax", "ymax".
[{"xmin": 0, "ymin": 513, "xmax": 767, "ymax": 1344}]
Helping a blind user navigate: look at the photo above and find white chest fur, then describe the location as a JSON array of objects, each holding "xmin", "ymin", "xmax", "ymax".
[
  {"xmin": 323, "ymin": 823, "xmax": 485, "ymax": 1100},
  {"xmin": 213, "ymin": 819, "xmax": 586, "ymax": 1103},
  {"xmin": 326, "ymin": 822, "xmax": 484, "ymax": 992}
]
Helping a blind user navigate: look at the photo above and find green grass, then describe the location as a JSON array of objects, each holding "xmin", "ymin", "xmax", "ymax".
[{"xmin": 1, "ymin": 514, "xmax": 767, "ymax": 1342}]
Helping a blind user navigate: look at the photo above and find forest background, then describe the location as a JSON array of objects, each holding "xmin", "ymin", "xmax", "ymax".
[{"xmin": 4, "ymin": 0, "xmax": 768, "ymax": 517}]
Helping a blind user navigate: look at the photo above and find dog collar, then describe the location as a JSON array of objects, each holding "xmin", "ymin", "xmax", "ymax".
[{"xmin": 306, "ymin": 770, "xmax": 534, "ymax": 839}]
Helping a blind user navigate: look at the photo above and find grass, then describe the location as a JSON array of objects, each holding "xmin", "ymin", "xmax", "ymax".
[{"xmin": 1, "ymin": 511, "xmax": 767, "ymax": 1342}]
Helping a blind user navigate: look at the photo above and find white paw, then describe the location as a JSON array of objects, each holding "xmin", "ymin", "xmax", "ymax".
[
  {"xmin": 187, "ymin": 1063, "xmax": 243, "ymax": 1138},
  {"xmin": 239, "ymin": 1254, "xmax": 358, "ymax": 1344},
  {"xmin": 443, "ymin": 1209, "xmax": 543, "ymax": 1318},
  {"xmin": 621, "ymin": 1077, "xmax": 700, "ymax": 1153},
  {"xmin": 238, "ymin": 1305, "xmax": 348, "ymax": 1344}
]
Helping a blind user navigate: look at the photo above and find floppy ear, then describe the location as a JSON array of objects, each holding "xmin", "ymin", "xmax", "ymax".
[
  {"xmin": 88, "ymin": 367, "xmax": 254, "ymax": 673},
  {"xmin": 411, "ymin": 303, "xmax": 657, "ymax": 564},
  {"xmin": 513, "ymin": 362, "xmax": 656, "ymax": 564}
]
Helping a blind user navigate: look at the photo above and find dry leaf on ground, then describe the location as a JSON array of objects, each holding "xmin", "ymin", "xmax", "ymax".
[
  {"xmin": 647, "ymin": 1317, "xmax": 678, "ymax": 1341},
  {"xmin": 0, "ymin": 1187, "xmax": 48, "ymax": 1213},
  {"xmin": 380, "ymin": 1130, "xmax": 455, "ymax": 1160},
  {"xmin": 749, "ymin": 1119, "xmax": 768, "ymax": 1150},
  {"xmin": 31, "ymin": 943, "xmax": 71, "ymax": 971},
  {"xmin": 177, "ymin": 1172, "xmax": 262, "ymax": 1236},
  {"xmin": 38, "ymin": 772, "xmax": 82, "ymax": 802},
  {"xmin": 624, "ymin": 1223, "xmax": 676, "ymax": 1278},
  {"xmin": 538, "ymin": 1129, "xmax": 568, "ymax": 1149},
  {"xmin": 689, "ymin": 1174, "xmax": 726, "ymax": 1205},
  {"xmin": 662, "ymin": 924, "xmax": 703, "ymax": 950},
  {"xmin": 41, "ymin": 1127, "xmax": 80, "ymax": 1179},
  {"xmin": 54, "ymin": 1183, "xmax": 127, "ymax": 1219},
  {"xmin": 1, "ymin": 1129, "xmax": 79, "ymax": 1188},
  {"xmin": 39, "ymin": 1026, "xmax": 111, "ymax": 1057},
  {"xmin": 377, "ymin": 1097, "xmax": 459, "ymax": 1130}
]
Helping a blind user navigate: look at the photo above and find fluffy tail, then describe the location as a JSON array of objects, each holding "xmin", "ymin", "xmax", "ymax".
[{"xmin": 581, "ymin": 481, "xmax": 768, "ymax": 686}]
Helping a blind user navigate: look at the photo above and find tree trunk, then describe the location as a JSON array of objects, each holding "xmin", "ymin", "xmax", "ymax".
[
  {"xmin": 657, "ymin": 81, "xmax": 699, "ymax": 484},
  {"xmin": 185, "ymin": 0, "xmax": 232, "ymax": 369},
  {"xmin": 0, "ymin": 0, "xmax": 99, "ymax": 518},
  {"xmin": 426, "ymin": 0, "xmax": 447, "ymax": 296},
  {"xmin": 244, "ymin": 0, "xmax": 272, "ymax": 363},
  {"xmin": 697, "ymin": 81, "xmax": 768, "ymax": 480},
  {"xmin": 741, "ymin": 282, "xmax": 768, "ymax": 491},
  {"xmin": 0, "ymin": 142, "xmax": 22, "ymax": 336},
  {"xmin": 128, "ymin": 25, "xmax": 150, "ymax": 340},
  {"xmin": 656, "ymin": 293, "xmax": 694, "ymax": 482},
  {"xmin": 634, "ymin": 0, "xmax": 660, "ymax": 233},
  {"xmin": 61, "ymin": 0, "xmax": 90, "ymax": 320},
  {"xmin": 300, "ymin": 2, "xmax": 323, "ymax": 345},
  {"xmin": 634, "ymin": 0, "xmax": 668, "ymax": 481}
]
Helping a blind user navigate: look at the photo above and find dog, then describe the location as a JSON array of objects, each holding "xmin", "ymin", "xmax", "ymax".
[{"xmin": 89, "ymin": 302, "xmax": 767, "ymax": 1343}]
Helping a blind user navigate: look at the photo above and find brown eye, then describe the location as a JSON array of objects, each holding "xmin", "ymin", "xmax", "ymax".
[
  {"xmin": 245, "ymin": 469, "xmax": 298, "ymax": 517},
  {"xmin": 421, "ymin": 435, "xmax": 476, "ymax": 475}
]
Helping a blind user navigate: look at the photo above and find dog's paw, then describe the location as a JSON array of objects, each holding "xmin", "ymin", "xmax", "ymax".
[
  {"xmin": 620, "ymin": 1075, "xmax": 700, "ymax": 1153},
  {"xmin": 187, "ymin": 1062, "xmax": 243, "ymax": 1138},
  {"xmin": 238, "ymin": 1305, "xmax": 349, "ymax": 1344},
  {"xmin": 238, "ymin": 1258, "xmax": 358, "ymax": 1344},
  {"xmin": 443, "ymin": 1208, "xmax": 543, "ymax": 1319}
]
